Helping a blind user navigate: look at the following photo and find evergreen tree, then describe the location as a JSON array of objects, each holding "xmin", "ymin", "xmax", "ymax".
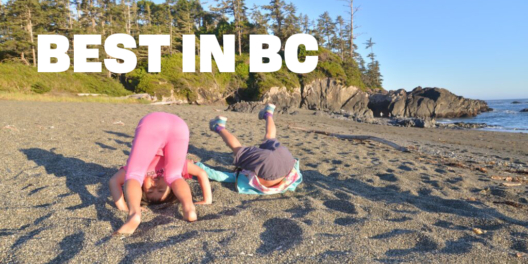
[
  {"xmin": 299, "ymin": 13, "xmax": 310, "ymax": 34},
  {"xmin": 249, "ymin": 4, "xmax": 268, "ymax": 34},
  {"xmin": 363, "ymin": 38, "xmax": 382, "ymax": 89},
  {"xmin": 211, "ymin": 0, "xmax": 247, "ymax": 55},
  {"xmin": 334, "ymin": 15, "xmax": 346, "ymax": 59},
  {"xmin": 2, "ymin": 0, "xmax": 42, "ymax": 66},
  {"xmin": 263, "ymin": 0, "xmax": 285, "ymax": 42},
  {"xmin": 281, "ymin": 3, "xmax": 299, "ymax": 40},
  {"xmin": 317, "ymin": 11, "xmax": 334, "ymax": 49}
]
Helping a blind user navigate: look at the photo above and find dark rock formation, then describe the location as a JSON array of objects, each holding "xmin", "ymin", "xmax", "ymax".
[
  {"xmin": 227, "ymin": 101, "xmax": 263, "ymax": 113},
  {"xmin": 368, "ymin": 87, "xmax": 491, "ymax": 118},
  {"xmin": 261, "ymin": 87, "xmax": 302, "ymax": 114},
  {"xmin": 437, "ymin": 122, "xmax": 489, "ymax": 129},
  {"xmin": 389, "ymin": 118, "xmax": 436, "ymax": 128},
  {"xmin": 521, "ymin": 108, "xmax": 528, "ymax": 113},
  {"xmin": 227, "ymin": 79, "xmax": 373, "ymax": 120},
  {"xmin": 227, "ymin": 87, "xmax": 301, "ymax": 114},
  {"xmin": 512, "ymin": 101, "xmax": 522, "ymax": 104},
  {"xmin": 301, "ymin": 78, "xmax": 373, "ymax": 120}
]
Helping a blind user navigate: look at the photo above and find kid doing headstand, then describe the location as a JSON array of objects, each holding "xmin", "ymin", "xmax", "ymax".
[
  {"xmin": 204, "ymin": 104, "xmax": 302, "ymax": 195},
  {"xmin": 109, "ymin": 112, "xmax": 211, "ymax": 235}
]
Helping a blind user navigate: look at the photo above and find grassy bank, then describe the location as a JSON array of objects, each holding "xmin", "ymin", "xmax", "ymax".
[
  {"xmin": 0, "ymin": 92, "xmax": 148, "ymax": 104},
  {"xmin": 0, "ymin": 63, "xmax": 131, "ymax": 97}
]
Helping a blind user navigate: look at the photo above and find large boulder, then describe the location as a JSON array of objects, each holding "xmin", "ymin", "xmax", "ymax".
[
  {"xmin": 521, "ymin": 108, "xmax": 528, "ymax": 113},
  {"xmin": 261, "ymin": 87, "xmax": 302, "ymax": 114},
  {"xmin": 301, "ymin": 78, "xmax": 374, "ymax": 120},
  {"xmin": 227, "ymin": 101, "xmax": 265, "ymax": 113},
  {"xmin": 368, "ymin": 87, "xmax": 491, "ymax": 118}
]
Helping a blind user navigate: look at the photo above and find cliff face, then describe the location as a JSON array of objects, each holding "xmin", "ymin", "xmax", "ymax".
[
  {"xmin": 368, "ymin": 87, "xmax": 491, "ymax": 118},
  {"xmin": 228, "ymin": 81, "xmax": 491, "ymax": 122},
  {"xmin": 229, "ymin": 78, "xmax": 374, "ymax": 121},
  {"xmin": 300, "ymin": 78, "xmax": 373, "ymax": 120}
]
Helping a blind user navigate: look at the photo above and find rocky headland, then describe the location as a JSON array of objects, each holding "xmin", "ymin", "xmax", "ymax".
[{"xmin": 227, "ymin": 78, "xmax": 492, "ymax": 129}]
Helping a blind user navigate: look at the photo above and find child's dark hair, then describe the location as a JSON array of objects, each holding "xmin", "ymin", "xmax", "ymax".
[{"xmin": 140, "ymin": 191, "xmax": 177, "ymax": 206}]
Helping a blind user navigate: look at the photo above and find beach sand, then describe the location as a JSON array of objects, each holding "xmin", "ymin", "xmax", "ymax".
[{"xmin": 1, "ymin": 101, "xmax": 527, "ymax": 263}]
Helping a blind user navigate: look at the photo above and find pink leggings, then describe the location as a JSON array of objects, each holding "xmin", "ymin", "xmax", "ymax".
[{"xmin": 125, "ymin": 112, "xmax": 189, "ymax": 186}]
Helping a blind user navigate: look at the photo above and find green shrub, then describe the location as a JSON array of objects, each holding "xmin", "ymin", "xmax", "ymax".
[
  {"xmin": 136, "ymin": 75, "xmax": 173, "ymax": 99},
  {"xmin": 0, "ymin": 63, "xmax": 130, "ymax": 96},
  {"xmin": 31, "ymin": 82, "xmax": 51, "ymax": 94}
]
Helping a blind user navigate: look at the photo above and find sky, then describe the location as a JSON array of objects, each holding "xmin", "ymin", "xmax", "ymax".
[
  {"xmin": 154, "ymin": 0, "xmax": 528, "ymax": 100},
  {"xmin": 3, "ymin": 0, "xmax": 527, "ymax": 99}
]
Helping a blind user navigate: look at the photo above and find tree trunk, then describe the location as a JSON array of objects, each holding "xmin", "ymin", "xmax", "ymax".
[
  {"xmin": 90, "ymin": 0, "xmax": 96, "ymax": 33},
  {"xmin": 339, "ymin": 23, "xmax": 344, "ymax": 60},
  {"xmin": 77, "ymin": 0, "xmax": 81, "ymax": 24},
  {"xmin": 127, "ymin": 2, "xmax": 131, "ymax": 34},
  {"xmin": 27, "ymin": 8, "xmax": 36, "ymax": 67},
  {"xmin": 168, "ymin": 2, "xmax": 172, "ymax": 55},
  {"xmin": 349, "ymin": 0, "xmax": 354, "ymax": 57},
  {"xmin": 21, "ymin": 52, "xmax": 30, "ymax": 66},
  {"xmin": 236, "ymin": 0, "xmax": 242, "ymax": 55},
  {"xmin": 66, "ymin": 0, "xmax": 72, "ymax": 29},
  {"xmin": 146, "ymin": 3, "xmax": 151, "ymax": 27}
]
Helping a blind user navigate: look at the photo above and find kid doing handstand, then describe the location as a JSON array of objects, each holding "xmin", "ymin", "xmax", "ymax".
[
  {"xmin": 109, "ymin": 112, "xmax": 211, "ymax": 235},
  {"xmin": 204, "ymin": 104, "xmax": 302, "ymax": 195}
]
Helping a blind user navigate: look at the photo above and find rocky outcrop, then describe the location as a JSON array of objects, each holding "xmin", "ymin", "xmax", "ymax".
[
  {"xmin": 227, "ymin": 87, "xmax": 301, "ymax": 114},
  {"xmin": 437, "ymin": 122, "xmax": 490, "ymax": 129},
  {"xmin": 389, "ymin": 118, "xmax": 436, "ymax": 128},
  {"xmin": 228, "ymin": 79, "xmax": 374, "ymax": 120},
  {"xmin": 521, "ymin": 108, "xmax": 528, "ymax": 113},
  {"xmin": 301, "ymin": 78, "xmax": 373, "ymax": 120},
  {"xmin": 227, "ymin": 101, "xmax": 265, "ymax": 113},
  {"xmin": 261, "ymin": 87, "xmax": 302, "ymax": 114},
  {"xmin": 368, "ymin": 87, "xmax": 491, "ymax": 118}
]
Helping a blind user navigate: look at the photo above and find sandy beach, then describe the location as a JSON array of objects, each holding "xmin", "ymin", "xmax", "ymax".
[{"xmin": 1, "ymin": 100, "xmax": 527, "ymax": 263}]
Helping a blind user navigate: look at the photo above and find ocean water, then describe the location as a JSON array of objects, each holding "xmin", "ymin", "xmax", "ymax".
[{"xmin": 439, "ymin": 99, "xmax": 528, "ymax": 133}]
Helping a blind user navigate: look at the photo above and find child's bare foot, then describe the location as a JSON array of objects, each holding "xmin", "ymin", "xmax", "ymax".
[
  {"xmin": 183, "ymin": 204, "xmax": 197, "ymax": 222},
  {"xmin": 114, "ymin": 212, "xmax": 141, "ymax": 235}
]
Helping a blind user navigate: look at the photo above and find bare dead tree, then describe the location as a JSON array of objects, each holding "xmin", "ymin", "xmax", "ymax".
[{"xmin": 340, "ymin": 0, "xmax": 360, "ymax": 57}]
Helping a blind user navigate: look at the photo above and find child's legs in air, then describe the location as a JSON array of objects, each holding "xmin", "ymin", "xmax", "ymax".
[
  {"xmin": 259, "ymin": 104, "xmax": 276, "ymax": 140},
  {"xmin": 264, "ymin": 115, "xmax": 276, "ymax": 140},
  {"xmin": 117, "ymin": 114, "xmax": 170, "ymax": 234},
  {"xmin": 210, "ymin": 116, "xmax": 243, "ymax": 156},
  {"xmin": 163, "ymin": 117, "xmax": 196, "ymax": 222}
]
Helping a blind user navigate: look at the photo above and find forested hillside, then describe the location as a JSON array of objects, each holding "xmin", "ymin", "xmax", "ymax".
[{"xmin": 0, "ymin": 0, "xmax": 383, "ymax": 101}]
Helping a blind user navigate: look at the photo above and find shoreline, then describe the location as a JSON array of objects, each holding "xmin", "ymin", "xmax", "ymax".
[{"xmin": 1, "ymin": 101, "xmax": 527, "ymax": 263}]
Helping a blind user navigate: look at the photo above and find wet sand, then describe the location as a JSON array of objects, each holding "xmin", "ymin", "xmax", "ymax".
[{"xmin": 1, "ymin": 101, "xmax": 527, "ymax": 263}]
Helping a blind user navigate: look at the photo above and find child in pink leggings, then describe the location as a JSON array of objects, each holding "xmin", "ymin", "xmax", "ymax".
[{"xmin": 110, "ymin": 112, "xmax": 204, "ymax": 235}]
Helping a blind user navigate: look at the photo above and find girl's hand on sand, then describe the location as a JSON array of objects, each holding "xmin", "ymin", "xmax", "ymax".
[{"xmin": 195, "ymin": 200, "xmax": 212, "ymax": 205}]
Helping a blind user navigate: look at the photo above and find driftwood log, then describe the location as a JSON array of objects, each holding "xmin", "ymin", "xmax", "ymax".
[{"xmin": 289, "ymin": 126, "xmax": 410, "ymax": 152}]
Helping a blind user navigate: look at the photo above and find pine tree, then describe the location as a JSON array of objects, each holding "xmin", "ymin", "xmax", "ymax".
[
  {"xmin": 335, "ymin": 15, "xmax": 346, "ymax": 59},
  {"xmin": 281, "ymin": 3, "xmax": 299, "ymax": 40},
  {"xmin": 299, "ymin": 13, "xmax": 310, "ymax": 34},
  {"xmin": 211, "ymin": 0, "xmax": 247, "ymax": 55},
  {"xmin": 3, "ymin": 0, "xmax": 42, "ymax": 66},
  {"xmin": 317, "ymin": 12, "xmax": 334, "ymax": 49},
  {"xmin": 263, "ymin": 0, "xmax": 285, "ymax": 42},
  {"xmin": 249, "ymin": 4, "xmax": 267, "ymax": 34},
  {"xmin": 363, "ymin": 38, "xmax": 382, "ymax": 89}
]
